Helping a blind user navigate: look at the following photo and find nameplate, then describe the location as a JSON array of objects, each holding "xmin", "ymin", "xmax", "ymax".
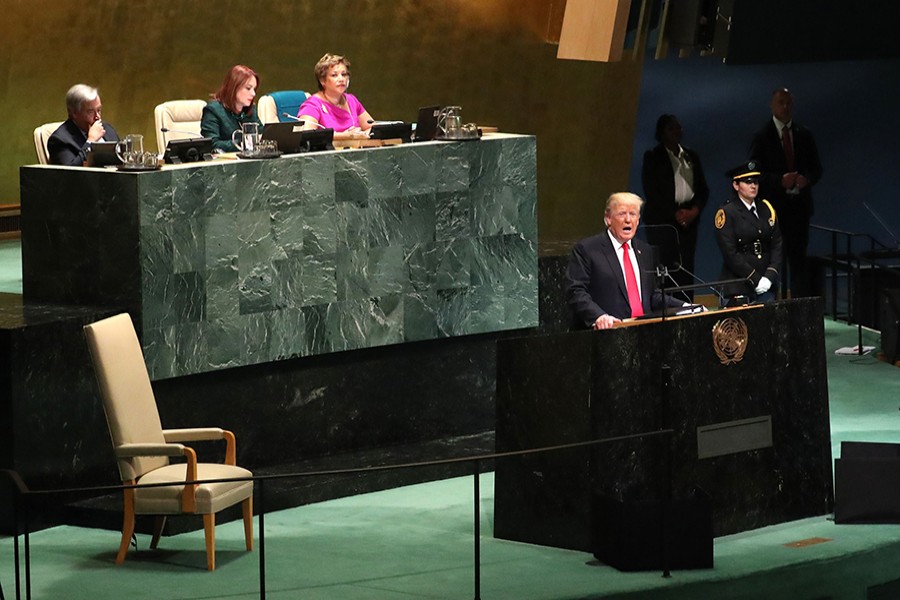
[{"xmin": 697, "ymin": 416, "xmax": 772, "ymax": 459}]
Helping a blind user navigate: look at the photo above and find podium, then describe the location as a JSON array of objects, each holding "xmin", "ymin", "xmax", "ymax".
[{"xmin": 494, "ymin": 298, "xmax": 834, "ymax": 553}]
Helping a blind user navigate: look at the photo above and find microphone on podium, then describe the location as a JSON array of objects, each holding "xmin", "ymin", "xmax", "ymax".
[
  {"xmin": 673, "ymin": 262, "xmax": 729, "ymax": 305},
  {"xmin": 654, "ymin": 264, "xmax": 693, "ymax": 304}
]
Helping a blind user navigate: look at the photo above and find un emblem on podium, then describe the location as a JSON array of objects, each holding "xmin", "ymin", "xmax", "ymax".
[{"xmin": 712, "ymin": 317, "xmax": 748, "ymax": 365}]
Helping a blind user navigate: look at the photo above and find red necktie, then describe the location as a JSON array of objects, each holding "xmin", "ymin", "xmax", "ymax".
[
  {"xmin": 622, "ymin": 242, "xmax": 644, "ymax": 318},
  {"xmin": 782, "ymin": 125, "xmax": 795, "ymax": 171}
]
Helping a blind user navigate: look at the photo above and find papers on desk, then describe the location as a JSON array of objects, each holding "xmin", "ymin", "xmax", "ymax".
[
  {"xmin": 834, "ymin": 345, "xmax": 875, "ymax": 356},
  {"xmin": 676, "ymin": 304, "xmax": 705, "ymax": 316}
]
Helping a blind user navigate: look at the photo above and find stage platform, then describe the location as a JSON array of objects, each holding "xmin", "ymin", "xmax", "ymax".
[
  {"xmin": 5, "ymin": 469, "xmax": 900, "ymax": 600},
  {"xmin": 1, "ymin": 320, "xmax": 897, "ymax": 599}
]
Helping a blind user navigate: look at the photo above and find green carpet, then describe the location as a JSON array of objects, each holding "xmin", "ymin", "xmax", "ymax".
[
  {"xmin": 1, "ymin": 319, "xmax": 898, "ymax": 600},
  {"xmin": 0, "ymin": 240, "xmax": 21, "ymax": 295}
]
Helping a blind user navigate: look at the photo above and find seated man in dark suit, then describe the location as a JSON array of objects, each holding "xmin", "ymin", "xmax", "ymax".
[
  {"xmin": 566, "ymin": 192, "xmax": 689, "ymax": 330},
  {"xmin": 48, "ymin": 84, "xmax": 119, "ymax": 166}
]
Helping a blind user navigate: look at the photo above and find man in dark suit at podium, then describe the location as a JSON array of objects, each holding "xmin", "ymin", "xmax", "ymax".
[
  {"xmin": 748, "ymin": 88, "xmax": 822, "ymax": 297},
  {"xmin": 566, "ymin": 192, "xmax": 687, "ymax": 330},
  {"xmin": 48, "ymin": 83, "xmax": 119, "ymax": 166}
]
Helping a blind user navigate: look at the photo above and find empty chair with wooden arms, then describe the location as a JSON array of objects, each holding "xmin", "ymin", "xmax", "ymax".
[
  {"xmin": 153, "ymin": 99, "xmax": 207, "ymax": 154},
  {"xmin": 83, "ymin": 313, "xmax": 253, "ymax": 570}
]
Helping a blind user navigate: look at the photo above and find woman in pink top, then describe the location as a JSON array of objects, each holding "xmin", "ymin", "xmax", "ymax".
[{"xmin": 297, "ymin": 53, "xmax": 374, "ymax": 135}]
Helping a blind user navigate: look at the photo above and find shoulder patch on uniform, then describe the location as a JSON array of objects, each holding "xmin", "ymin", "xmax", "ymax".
[
  {"xmin": 762, "ymin": 199, "xmax": 776, "ymax": 227},
  {"xmin": 715, "ymin": 208, "xmax": 726, "ymax": 229}
]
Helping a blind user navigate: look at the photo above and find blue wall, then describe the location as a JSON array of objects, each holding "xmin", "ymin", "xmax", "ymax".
[{"xmin": 629, "ymin": 54, "xmax": 900, "ymax": 281}]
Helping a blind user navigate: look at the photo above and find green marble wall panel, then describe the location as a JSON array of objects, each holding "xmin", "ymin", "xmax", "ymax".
[{"xmin": 21, "ymin": 134, "xmax": 537, "ymax": 379}]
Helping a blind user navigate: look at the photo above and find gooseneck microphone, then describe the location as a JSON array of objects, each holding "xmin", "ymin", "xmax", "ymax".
[
  {"xmin": 160, "ymin": 127, "xmax": 203, "ymax": 148},
  {"xmin": 657, "ymin": 264, "xmax": 693, "ymax": 304},
  {"xmin": 281, "ymin": 113, "xmax": 330, "ymax": 130},
  {"xmin": 160, "ymin": 127, "xmax": 202, "ymax": 137},
  {"xmin": 673, "ymin": 262, "xmax": 728, "ymax": 304}
]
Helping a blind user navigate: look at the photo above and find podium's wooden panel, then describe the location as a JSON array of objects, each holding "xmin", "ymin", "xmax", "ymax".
[{"xmin": 495, "ymin": 298, "xmax": 833, "ymax": 552}]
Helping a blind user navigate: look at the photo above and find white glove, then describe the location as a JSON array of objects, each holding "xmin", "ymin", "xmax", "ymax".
[{"xmin": 755, "ymin": 276, "xmax": 772, "ymax": 294}]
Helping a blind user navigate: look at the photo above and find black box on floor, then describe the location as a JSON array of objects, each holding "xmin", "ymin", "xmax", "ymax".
[
  {"xmin": 592, "ymin": 491, "xmax": 713, "ymax": 571},
  {"xmin": 879, "ymin": 289, "xmax": 900, "ymax": 363},
  {"xmin": 835, "ymin": 441, "xmax": 900, "ymax": 523}
]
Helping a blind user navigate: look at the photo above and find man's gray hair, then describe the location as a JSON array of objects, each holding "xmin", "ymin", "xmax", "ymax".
[{"xmin": 65, "ymin": 84, "xmax": 99, "ymax": 114}]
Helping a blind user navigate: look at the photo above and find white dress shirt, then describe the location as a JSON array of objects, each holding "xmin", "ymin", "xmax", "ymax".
[{"xmin": 666, "ymin": 145, "xmax": 696, "ymax": 205}]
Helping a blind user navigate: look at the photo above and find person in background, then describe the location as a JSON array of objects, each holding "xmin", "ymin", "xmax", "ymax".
[
  {"xmin": 641, "ymin": 114, "xmax": 709, "ymax": 301},
  {"xmin": 748, "ymin": 88, "xmax": 822, "ymax": 298},
  {"xmin": 200, "ymin": 64, "xmax": 263, "ymax": 152},
  {"xmin": 297, "ymin": 53, "xmax": 373, "ymax": 136},
  {"xmin": 48, "ymin": 84, "xmax": 120, "ymax": 166},
  {"xmin": 566, "ymin": 192, "xmax": 689, "ymax": 330},
  {"xmin": 713, "ymin": 161, "xmax": 783, "ymax": 304}
]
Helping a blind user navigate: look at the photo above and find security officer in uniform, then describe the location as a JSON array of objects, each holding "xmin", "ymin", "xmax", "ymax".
[{"xmin": 713, "ymin": 161, "xmax": 783, "ymax": 304}]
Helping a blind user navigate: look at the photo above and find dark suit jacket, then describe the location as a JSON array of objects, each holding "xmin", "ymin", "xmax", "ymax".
[
  {"xmin": 713, "ymin": 199, "xmax": 783, "ymax": 297},
  {"xmin": 47, "ymin": 119, "xmax": 120, "ymax": 166},
  {"xmin": 641, "ymin": 143, "xmax": 709, "ymax": 228},
  {"xmin": 566, "ymin": 232, "xmax": 685, "ymax": 327},
  {"xmin": 748, "ymin": 120, "xmax": 822, "ymax": 220}
]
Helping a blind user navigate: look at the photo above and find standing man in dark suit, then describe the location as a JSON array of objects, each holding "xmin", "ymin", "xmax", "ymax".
[
  {"xmin": 748, "ymin": 88, "xmax": 822, "ymax": 297},
  {"xmin": 641, "ymin": 114, "xmax": 710, "ymax": 301},
  {"xmin": 48, "ymin": 84, "xmax": 119, "ymax": 166},
  {"xmin": 567, "ymin": 192, "xmax": 688, "ymax": 329}
]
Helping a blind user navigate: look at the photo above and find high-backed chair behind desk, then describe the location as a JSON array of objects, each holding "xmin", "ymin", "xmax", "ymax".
[
  {"xmin": 33, "ymin": 121, "xmax": 64, "ymax": 165},
  {"xmin": 153, "ymin": 99, "xmax": 207, "ymax": 154},
  {"xmin": 257, "ymin": 90, "xmax": 310, "ymax": 124},
  {"xmin": 83, "ymin": 313, "xmax": 253, "ymax": 571}
]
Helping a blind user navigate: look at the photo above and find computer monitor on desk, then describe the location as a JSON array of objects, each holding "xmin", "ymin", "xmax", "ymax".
[
  {"xmin": 85, "ymin": 141, "xmax": 121, "ymax": 167},
  {"xmin": 298, "ymin": 128, "xmax": 334, "ymax": 152},
  {"xmin": 163, "ymin": 138, "xmax": 213, "ymax": 164},
  {"xmin": 413, "ymin": 105, "xmax": 441, "ymax": 142},
  {"xmin": 262, "ymin": 122, "xmax": 305, "ymax": 153},
  {"xmin": 369, "ymin": 122, "xmax": 412, "ymax": 143}
]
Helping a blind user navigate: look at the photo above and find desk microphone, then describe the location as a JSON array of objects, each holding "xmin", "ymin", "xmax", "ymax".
[
  {"xmin": 281, "ymin": 114, "xmax": 328, "ymax": 129},
  {"xmin": 160, "ymin": 127, "xmax": 203, "ymax": 148}
]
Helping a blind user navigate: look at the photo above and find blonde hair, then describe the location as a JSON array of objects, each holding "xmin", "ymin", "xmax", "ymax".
[{"xmin": 605, "ymin": 192, "xmax": 644, "ymax": 216}]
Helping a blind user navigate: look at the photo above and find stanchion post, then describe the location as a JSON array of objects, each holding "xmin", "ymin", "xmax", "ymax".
[
  {"xmin": 473, "ymin": 461, "xmax": 481, "ymax": 600},
  {"xmin": 661, "ymin": 364, "xmax": 672, "ymax": 579},
  {"xmin": 258, "ymin": 479, "xmax": 266, "ymax": 600}
]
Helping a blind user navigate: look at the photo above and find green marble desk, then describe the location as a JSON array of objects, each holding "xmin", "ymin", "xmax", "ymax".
[{"xmin": 21, "ymin": 134, "xmax": 537, "ymax": 379}]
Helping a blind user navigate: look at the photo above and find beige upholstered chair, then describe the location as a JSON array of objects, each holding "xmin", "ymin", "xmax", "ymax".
[
  {"xmin": 33, "ymin": 121, "xmax": 64, "ymax": 165},
  {"xmin": 153, "ymin": 99, "xmax": 207, "ymax": 153},
  {"xmin": 257, "ymin": 95, "xmax": 278, "ymax": 125},
  {"xmin": 83, "ymin": 313, "xmax": 253, "ymax": 571}
]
